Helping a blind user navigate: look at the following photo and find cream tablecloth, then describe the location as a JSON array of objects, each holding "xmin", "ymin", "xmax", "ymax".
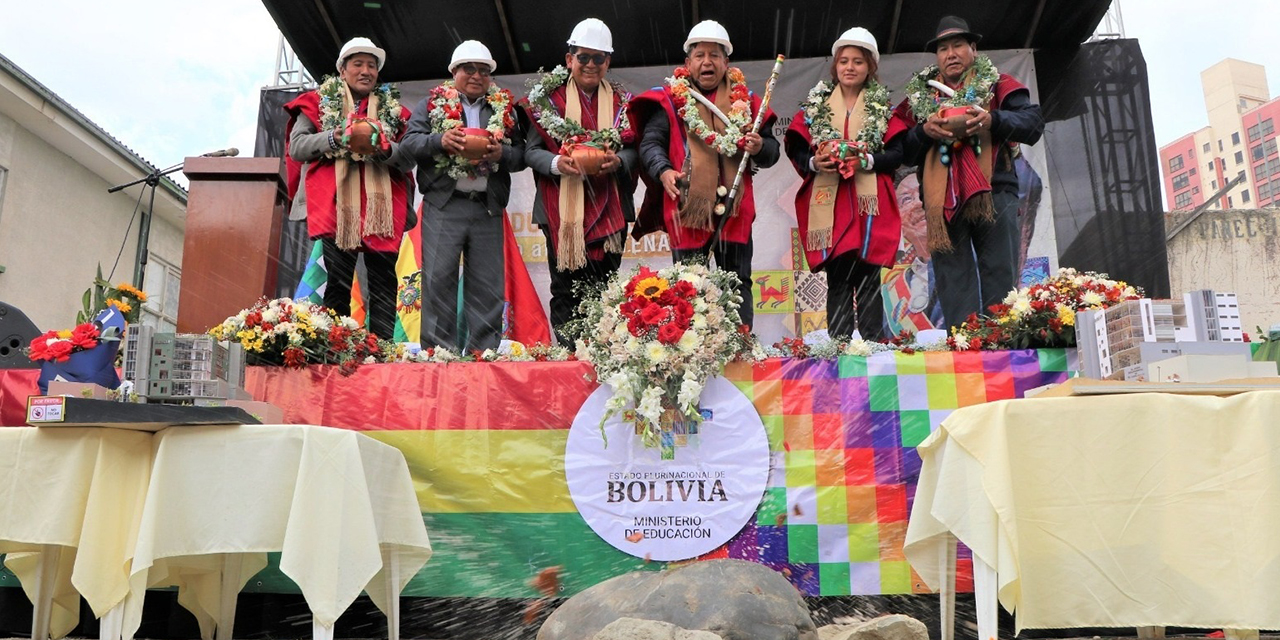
[
  {"xmin": 0, "ymin": 427, "xmax": 153, "ymax": 639},
  {"xmin": 121, "ymin": 424, "xmax": 432, "ymax": 640},
  {"xmin": 904, "ymin": 390, "xmax": 1280, "ymax": 631}
]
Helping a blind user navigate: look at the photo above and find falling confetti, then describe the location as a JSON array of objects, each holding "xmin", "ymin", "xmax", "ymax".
[
  {"xmin": 522, "ymin": 599, "xmax": 544, "ymax": 625},
  {"xmin": 626, "ymin": 531, "xmax": 644, "ymax": 543},
  {"xmin": 530, "ymin": 566, "xmax": 562, "ymax": 597}
]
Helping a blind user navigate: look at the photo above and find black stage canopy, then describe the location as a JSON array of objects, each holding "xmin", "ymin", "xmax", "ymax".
[{"xmin": 262, "ymin": 0, "xmax": 1112, "ymax": 81}]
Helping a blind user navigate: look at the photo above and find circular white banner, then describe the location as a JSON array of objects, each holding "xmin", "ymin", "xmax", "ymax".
[{"xmin": 565, "ymin": 376, "xmax": 770, "ymax": 561}]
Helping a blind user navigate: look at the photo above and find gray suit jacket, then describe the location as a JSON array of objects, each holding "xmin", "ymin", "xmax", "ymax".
[{"xmin": 401, "ymin": 95, "xmax": 526, "ymax": 216}]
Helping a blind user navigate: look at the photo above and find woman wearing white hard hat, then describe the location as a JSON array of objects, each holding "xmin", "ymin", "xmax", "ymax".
[
  {"xmin": 784, "ymin": 27, "xmax": 905, "ymax": 341},
  {"xmin": 630, "ymin": 19, "xmax": 780, "ymax": 329},
  {"xmin": 401, "ymin": 39, "xmax": 526, "ymax": 352},
  {"xmin": 284, "ymin": 36, "xmax": 413, "ymax": 341},
  {"xmin": 521, "ymin": 18, "xmax": 638, "ymax": 345}
]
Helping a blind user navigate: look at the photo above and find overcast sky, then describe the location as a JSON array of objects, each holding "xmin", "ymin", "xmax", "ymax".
[{"xmin": 1, "ymin": 0, "xmax": 1277, "ymax": 188}]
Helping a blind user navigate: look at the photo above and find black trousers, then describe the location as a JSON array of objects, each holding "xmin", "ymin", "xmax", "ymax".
[
  {"xmin": 933, "ymin": 190, "xmax": 1020, "ymax": 327},
  {"xmin": 672, "ymin": 238, "xmax": 755, "ymax": 329},
  {"xmin": 320, "ymin": 238, "xmax": 398, "ymax": 340},
  {"xmin": 822, "ymin": 252, "xmax": 887, "ymax": 341},
  {"xmin": 542, "ymin": 227, "xmax": 623, "ymax": 347}
]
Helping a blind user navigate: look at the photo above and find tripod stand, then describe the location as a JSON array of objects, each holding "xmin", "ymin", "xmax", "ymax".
[{"xmin": 107, "ymin": 161, "xmax": 183, "ymax": 289}]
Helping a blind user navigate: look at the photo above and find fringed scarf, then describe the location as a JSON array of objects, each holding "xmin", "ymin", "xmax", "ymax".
[{"xmin": 334, "ymin": 82, "xmax": 393, "ymax": 250}]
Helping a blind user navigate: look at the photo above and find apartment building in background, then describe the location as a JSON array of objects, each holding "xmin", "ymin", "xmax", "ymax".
[{"xmin": 1158, "ymin": 59, "xmax": 1280, "ymax": 211}]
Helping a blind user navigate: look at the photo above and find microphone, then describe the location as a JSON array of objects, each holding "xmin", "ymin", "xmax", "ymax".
[{"xmin": 201, "ymin": 147, "xmax": 240, "ymax": 158}]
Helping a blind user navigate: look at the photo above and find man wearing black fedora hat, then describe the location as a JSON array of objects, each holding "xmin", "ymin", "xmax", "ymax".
[{"xmin": 893, "ymin": 16, "xmax": 1043, "ymax": 328}]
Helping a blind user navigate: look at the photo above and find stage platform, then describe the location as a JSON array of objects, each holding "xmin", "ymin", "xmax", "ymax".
[{"xmin": 0, "ymin": 349, "xmax": 1075, "ymax": 638}]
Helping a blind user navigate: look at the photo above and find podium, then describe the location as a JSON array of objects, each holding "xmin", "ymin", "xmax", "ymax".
[{"xmin": 178, "ymin": 157, "xmax": 288, "ymax": 333}]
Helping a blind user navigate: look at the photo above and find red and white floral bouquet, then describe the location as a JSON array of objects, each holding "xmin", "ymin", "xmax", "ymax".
[{"xmin": 578, "ymin": 263, "xmax": 762, "ymax": 446}]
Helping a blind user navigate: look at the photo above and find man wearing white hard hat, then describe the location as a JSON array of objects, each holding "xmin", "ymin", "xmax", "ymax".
[
  {"xmin": 402, "ymin": 40, "xmax": 525, "ymax": 352},
  {"xmin": 521, "ymin": 18, "xmax": 638, "ymax": 345},
  {"xmin": 284, "ymin": 36, "xmax": 413, "ymax": 340},
  {"xmin": 784, "ymin": 27, "xmax": 907, "ymax": 341},
  {"xmin": 630, "ymin": 19, "xmax": 780, "ymax": 329},
  {"xmin": 891, "ymin": 15, "xmax": 1043, "ymax": 326}
]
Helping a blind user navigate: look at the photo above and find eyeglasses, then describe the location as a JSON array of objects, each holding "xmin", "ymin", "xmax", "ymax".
[
  {"xmin": 458, "ymin": 63, "xmax": 491, "ymax": 77},
  {"xmin": 575, "ymin": 52, "xmax": 608, "ymax": 66}
]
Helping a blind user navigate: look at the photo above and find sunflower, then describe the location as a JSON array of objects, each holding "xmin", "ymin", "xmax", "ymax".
[
  {"xmin": 114, "ymin": 283, "xmax": 148, "ymax": 302},
  {"xmin": 107, "ymin": 298, "xmax": 133, "ymax": 314},
  {"xmin": 633, "ymin": 276, "xmax": 669, "ymax": 300}
]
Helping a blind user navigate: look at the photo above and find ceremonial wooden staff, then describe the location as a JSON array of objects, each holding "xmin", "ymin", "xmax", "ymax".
[{"xmin": 703, "ymin": 54, "xmax": 785, "ymax": 252}]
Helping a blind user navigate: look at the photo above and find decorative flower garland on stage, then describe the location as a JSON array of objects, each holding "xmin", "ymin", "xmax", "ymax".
[
  {"xmin": 799, "ymin": 78, "xmax": 891, "ymax": 153},
  {"xmin": 904, "ymin": 55, "xmax": 998, "ymax": 121},
  {"xmin": 525, "ymin": 65, "xmax": 632, "ymax": 152},
  {"xmin": 666, "ymin": 67, "xmax": 752, "ymax": 156},
  {"xmin": 209, "ymin": 298, "xmax": 393, "ymax": 375},
  {"xmin": 426, "ymin": 80, "xmax": 516, "ymax": 179},
  {"xmin": 948, "ymin": 268, "xmax": 1141, "ymax": 351},
  {"xmin": 317, "ymin": 76, "xmax": 405, "ymax": 161}
]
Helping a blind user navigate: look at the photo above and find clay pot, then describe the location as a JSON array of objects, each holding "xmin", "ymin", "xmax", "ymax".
[
  {"xmin": 820, "ymin": 139, "xmax": 858, "ymax": 161},
  {"xmin": 460, "ymin": 127, "xmax": 493, "ymax": 160},
  {"xmin": 347, "ymin": 118, "xmax": 378, "ymax": 155},
  {"xmin": 570, "ymin": 145, "xmax": 607, "ymax": 175},
  {"xmin": 939, "ymin": 106, "xmax": 972, "ymax": 138}
]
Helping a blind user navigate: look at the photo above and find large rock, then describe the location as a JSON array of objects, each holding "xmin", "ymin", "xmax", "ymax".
[
  {"xmin": 538, "ymin": 559, "xmax": 817, "ymax": 640},
  {"xmin": 817, "ymin": 615, "xmax": 929, "ymax": 640},
  {"xmin": 593, "ymin": 617, "xmax": 723, "ymax": 640}
]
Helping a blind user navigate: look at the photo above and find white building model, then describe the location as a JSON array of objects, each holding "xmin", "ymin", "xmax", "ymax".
[{"xmin": 1076, "ymin": 290, "xmax": 1255, "ymax": 380}]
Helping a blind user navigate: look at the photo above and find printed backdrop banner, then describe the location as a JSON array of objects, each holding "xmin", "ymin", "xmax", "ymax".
[{"xmin": 237, "ymin": 349, "xmax": 1075, "ymax": 599}]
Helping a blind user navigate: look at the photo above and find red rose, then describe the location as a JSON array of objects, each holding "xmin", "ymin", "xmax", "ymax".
[
  {"xmin": 27, "ymin": 331, "xmax": 60, "ymax": 361},
  {"xmin": 673, "ymin": 280, "xmax": 696, "ymax": 298},
  {"xmin": 46, "ymin": 340, "xmax": 74, "ymax": 362},
  {"xmin": 70, "ymin": 323, "xmax": 100, "ymax": 349},
  {"xmin": 640, "ymin": 304, "xmax": 668, "ymax": 326},
  {"xmin": 704, "ymin": 135, "xmax": 717, "ymax": 145},
  {"xmin": 657, "ymin": 323, "xmax": 684, "ymax": 345},
  {"xmin": 283, "ymin": 347, "xmax": 307, "ymax": 369},
  {"xmin": 968, "ymin": 337, "xmax": 983, "ymax": 351},
  {"xmin": 673, "ymin": 299, "xmax": 694, "ymax": 321},
  {"xmin": 674, "ymin": 67, "xmax": 690, "ymax": 79},
  {"xmin": 627, "ymin": 315, "xmax": 645, "ymax": 336},
  {"xmin": 657, "ymin": 289, "xmax": 679, "ymax": 306}
]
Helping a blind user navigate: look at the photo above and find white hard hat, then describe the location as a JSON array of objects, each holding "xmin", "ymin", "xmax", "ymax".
[
  {"xmin": 567, "ymin": 18, "xmax": 613, "ymax": 53},
  {"xmin": 336, "ymin": 37, "xmax": 386, "ymax": 72},
  {"xmin": 449, "ymin": 40, "xmax": 497, "ymax": 73},
  {"xmin": 683, "ymin": 20, "xmax": 733, "ymax": 56},
  {"xmin": 832, "ymin": 27, "xmax": 879, "ymax": 64}
]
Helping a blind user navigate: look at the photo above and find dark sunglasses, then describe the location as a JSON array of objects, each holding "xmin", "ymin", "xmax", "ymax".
[
  {"xmin": 458, "ymin": 63, "xmax": 491, "ymax": 77},
  {"xmin": 575, "ymin": 52, "xmax": 609, "ymax": 66}
]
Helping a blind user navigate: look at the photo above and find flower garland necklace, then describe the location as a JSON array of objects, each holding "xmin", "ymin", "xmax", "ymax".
[
  {"xmin": 666, "ymin": 67, "xmax": 752, "ymax": 156},
  {"xmin": 904, "ymin": 54, "xmax": 998, "ymax": 122},
  {"xmin": 799, "ymin": 78, "xmax": 891, "ymax": 153},
  {"xmin": 525, "ymin": 65, "xmax": 631, "ymax": 152},
  {"xmin": 317, "ymin": 75, "xmax": 405, "ymax": 161},
  {"xmin": 426, "ymin": 80, "xmax": 516, "ymax": 179}
]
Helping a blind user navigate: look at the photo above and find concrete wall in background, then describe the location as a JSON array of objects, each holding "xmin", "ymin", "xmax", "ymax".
[{"xmin": 1166, "ymin": 209, "xmax": 1280, "ymax": 333}]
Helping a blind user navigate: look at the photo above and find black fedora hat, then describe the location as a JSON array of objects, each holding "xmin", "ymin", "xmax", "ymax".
[{"xmin": 925, "ymin": 16, "xmax": 982, "ymax": 52}]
